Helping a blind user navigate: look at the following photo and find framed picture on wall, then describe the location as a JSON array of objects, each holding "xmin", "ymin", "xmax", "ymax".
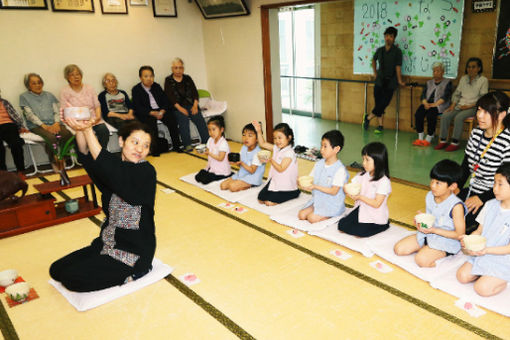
[
  {"xmin": 130, "ymin": 0, "xmax": 147, "ymax": 5},
  {"xmin": 194, "ymin": 0, "xmax": 249, "ymax": 19},
  {"xmin": 100, "ymin": 0, "xmax": 127, "ymax": 14},
  {"xmin": 0, "ymin": 0, "xmax": 48, "ymax": 10},
  {"xmin": 152, "ymin": 0, "xmax": 176, "ymax": 17},
  {"xmin": 51, "ymin": 0, "xmax": 94, "ymax": 12}
]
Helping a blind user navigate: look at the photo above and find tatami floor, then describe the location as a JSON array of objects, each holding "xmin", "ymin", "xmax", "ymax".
[{"xmin": 0, "ymin": 141, "xmax": 508, "ymax": 340}]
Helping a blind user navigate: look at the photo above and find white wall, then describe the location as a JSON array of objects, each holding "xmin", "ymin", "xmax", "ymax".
[
  {"xmin": 202, "ymin": 0, "xmax": 293, "ymax": 141},
  {"xmin": 0, "ymin": 0, "xmax": 208, "ymax": 106}
]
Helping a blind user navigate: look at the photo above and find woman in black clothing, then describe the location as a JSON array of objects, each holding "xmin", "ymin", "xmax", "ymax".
[
  {"xmin": 164, "ymin": 58, "xmax": 209, "ymax": 150},
  {"xmin": 49, "ymin": 119, "xmax": 157, "ymax": 292},
  {"xmin": 132, "ymin": 65, "xmax": 182, "ymax": 155},
  {"xmin": 458, "ymin": 91, "xmax": 510, "ymax": 233}
]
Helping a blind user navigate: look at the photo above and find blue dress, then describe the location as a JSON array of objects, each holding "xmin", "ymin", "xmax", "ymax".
[
  {"xmin": 231, "ymin": 145, "xmax": 265, "ymax": 186},
  {"xmin": 417, "ymin": 192, "xmax": 466, "ymax": 254},
  {"xmin": 302, "ymin": 159, "xmax": 348, "ymax": 217},
  {"xmin": 468, "ymin": 199, "xmax": 510, "ymax": 282}
]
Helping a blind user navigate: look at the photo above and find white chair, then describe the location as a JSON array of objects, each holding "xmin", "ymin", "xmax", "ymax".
[{"xmin": 197, "ymin": 89, "xmax": 227, "ymax": 119}]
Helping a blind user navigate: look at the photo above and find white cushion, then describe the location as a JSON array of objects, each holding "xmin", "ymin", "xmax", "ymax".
[{"xmin": 49, "ymin": 258, "xmax": 173, "ymax": 312}]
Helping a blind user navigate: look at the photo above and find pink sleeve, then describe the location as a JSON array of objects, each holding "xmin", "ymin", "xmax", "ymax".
[
  {"xmin": 86, "ymin": 85, "xmax": 100, "ymax": 110},
  {"xmin": 60, "ymin": 87, "xmax": 71, "ymax": 109}
]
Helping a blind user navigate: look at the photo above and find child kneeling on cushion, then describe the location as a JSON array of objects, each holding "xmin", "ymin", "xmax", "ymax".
[
  {"xmin": 394, "ymin": 159, "xmax": 466, "ymax": 267},
  {"xmin": 298, "ymin": 130, "xmax": 349, "ymax": 223},
  {"xmin": 456, "ymin": 163, "xmax": 510, "ymax": 297}
]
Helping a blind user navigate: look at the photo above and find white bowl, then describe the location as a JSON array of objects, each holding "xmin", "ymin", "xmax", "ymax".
[
  {"xmin": 344, "ymin": 182, "xmax": 362, "ymax": 196},
  {"xmin": 415, "ymin": 213, "xmax": 435, "ymax": 229},
  {"xmin": 195, "ymin": 144, "xmax": 207, "ymax": 154},
  {"xmin": 464, "ymin": 235, "xmax": 487, "ymax": 252},
  {"xmin": 0, "ymin": 269, "xmax": 18, "ymax": 287},
  {"xmin": 5, "ymin": 282, "xmax": 30, "ymax": 302},
  {"xmin": 298, "ymin": 176, "xmax": 314, "ymax": 188},
  {"xmin": 257, "ymin": 150, "xmax": 271, "ymax": 162},
  {"xmin": 63, "ymin": 107, "xmax": 91, "ymax": 120}
]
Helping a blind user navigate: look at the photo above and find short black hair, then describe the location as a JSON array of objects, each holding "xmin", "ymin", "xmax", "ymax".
[
  {"xmin": 430, "ymin": 159, "xmax": 462, "ymax": 186},
  {"xmin": 322, "ymin": 130, "xmax": 344, "ymax": 151},
  {"xmin": 118, "ymin": 120, "xmax": 155, "ymax": 153},
  {"xmin": 207, "ymin": 115, "xmax": 225, "ymax": 136},
  {"xmin": 361, "ymin": 142, "xmax": 389, "ymax": 181},
  {"xmin": 273, "ymin": 123, "xmax": 294, "ymax": 146},
  {"xmin": 139, "ymin": 65, "xmax": 154, "ymax": 77},
  {"xmin": 242, "ymin": 123, "xmax": 257, "ymax": 136},
  {"xmin": 384, "ymin": 26, "xmax": 398, "ymax": 38},
  {"xmin": 465, "ymin": 57, "xmax": 483, "ymax": 75},
  {"xmin": 496, "ymin": 163, "xmax": 510, "ymax": 185}
]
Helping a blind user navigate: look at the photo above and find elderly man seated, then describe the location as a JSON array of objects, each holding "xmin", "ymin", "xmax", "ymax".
[
  {"xmin": 412, "ymin": 62, "xmax": 452, "ymax": 146},
  {"xmin": 19, "ymin": 73, "xmax": 74, "ymax": 162},
  {"xmin": 0, "ymin": 93, "xmax": 25, "ymax": 173}
]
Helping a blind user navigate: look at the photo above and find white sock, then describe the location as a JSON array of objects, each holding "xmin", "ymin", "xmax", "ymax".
[
  {"xmin": 451, "ymin": 142, "xmax": 459, "ymax": 145},
  {"xmin": 425, "ymin": 135, "xmax": 433, "ymax": 142},
  {"xmin": 418, "ymin": 132, "xmax": 424, "ymax": 140}
]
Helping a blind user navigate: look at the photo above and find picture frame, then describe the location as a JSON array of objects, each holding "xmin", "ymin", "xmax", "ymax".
[
  {"xmin": 0, "ymin": 0, "xmax": 48, "ymax": 10},
  {"xmin": 194, "ymin": 0, "xmax": 249, "ymax": 19},
  {"xmin": 129, "ymin": 0, "xmax": 147, "ymax": 5},
  {"xmin": 472, "ymin": 0, "xmax": 496, "ymax": 13},
  {"xmin": 51, "ymin": 0, "xmax": 94, "ymax": 12},
  {"xmin": 100, "ymin": 0, "xmax": 127, "ymax": 14},
  {"xmin": 152, "ymin": 0, "xmax": 176, "ymax": 17}
]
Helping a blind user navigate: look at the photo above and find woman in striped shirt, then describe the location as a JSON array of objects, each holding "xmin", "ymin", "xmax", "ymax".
[{"xmin": 458, "ymin": 91, "xmax": 510, "ymax": 233}]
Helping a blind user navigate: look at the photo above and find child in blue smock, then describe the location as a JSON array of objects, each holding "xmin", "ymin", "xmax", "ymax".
[
  {"xmin": 298, "ymin": 130, "xmax": 349, "ymax": 223},
  {"xmin": 394, "ymin": 160, "xmax": 466, "ymax": 267},
  {"xmin": 221, "ymin": 123, "xmax": 265, "ymax": 192},
  {"xmin": 457, "ymin": 163, "xmax": 510, "ymax": 297}
]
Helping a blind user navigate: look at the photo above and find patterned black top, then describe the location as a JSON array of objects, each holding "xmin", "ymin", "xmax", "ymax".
[
  {"xmin": 460, "ymin": 127, "xmax": 510, "ymax": 202},
  {"xmin": 164, "ymin": 74, "xmax": 199, "ymax": 107},
  {"xmin": 79, "ymin": 149, "xmax": 157, "ymax": 273}
]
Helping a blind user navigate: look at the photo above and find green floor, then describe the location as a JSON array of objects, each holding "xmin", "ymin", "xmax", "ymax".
[{"xmin": 282, "ymin": 114, "xmax": 465, "ymax": 186}]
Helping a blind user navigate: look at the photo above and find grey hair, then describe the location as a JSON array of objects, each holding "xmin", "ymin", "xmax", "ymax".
[
  {"xmin": 102, "ymin": 72, "xmax": 117, "ymax": 89},
  {"xmin": 431, "ymin": 62, "xmax": 444, "ymax": 71},
  {"xmin": 63, "ymin": 64, "xmax": 83, "ymax": 80},
  {"xmin": 171, "ymin": 57, "xmax": 184, "ymax": 67},
  {"xmin": 24, "ymin": 73, "xmax": 44, "ymax": 89}
]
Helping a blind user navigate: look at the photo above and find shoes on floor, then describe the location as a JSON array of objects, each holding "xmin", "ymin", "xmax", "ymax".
[
  {"xmin": 183, "ymin": 145, "xmax": 194, "ymax": 152},
  {"xmin": 434, "ymin": 142, "xmax": 448, "ymax": 150},
  {"xmin": 445, "ymin": 144, "xmax": 460, "ymax": 152},
  {"xmin": 362, "ymin": 113, "xmax": 369, "ymax": 130},
  {"xmin": 421, "ymin": 140, "xmax": 431, "ymax": 146},
  {"xmin": 374, "ymin": 126, "xmax": 383, "ymax": 134},
  {"xmin": 412, "ymin": 139, "xmax": 423, "ymax": 146}
]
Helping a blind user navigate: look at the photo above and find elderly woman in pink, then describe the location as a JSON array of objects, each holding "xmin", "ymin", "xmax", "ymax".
[{"xmin": 60, "ymin": 64, "xmax": 109, "ymax": 148}]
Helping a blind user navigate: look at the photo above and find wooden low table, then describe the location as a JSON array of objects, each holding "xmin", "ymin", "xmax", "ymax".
[{"xmin": 0, "ymin": 174, "xmax": 102, "ymax": 238}]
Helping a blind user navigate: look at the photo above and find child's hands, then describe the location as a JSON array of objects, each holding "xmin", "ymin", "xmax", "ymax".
[
  {"xmin": 252, "ymin": 120, "xmax": 262, "ymax": 132},
  {"xmin": 204, "ymin": 148, "xmax": 209, "ymax": 156},
  {"xmin": 229, "ymin": 161, "xmax": 241, "ymax": 166},
  {"xmin": 416, "ymin": 224, "xmax": 434, "ymax": 234},
  {"xmin": 347, "ymin": 193, "xmax": 360, "ymax": 201},
  {"xmin": 300, "ymin": 184, "xmax": 314, "ymax": 192}
]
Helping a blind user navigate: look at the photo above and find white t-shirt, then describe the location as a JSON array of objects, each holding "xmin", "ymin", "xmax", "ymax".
[
  {"xmin": 309, "ymin": 162, "xmax": 347, "ymax": 187},
  {"xmin": 476, "ymin": 204, "xmax": 510, "ymax": 225}
]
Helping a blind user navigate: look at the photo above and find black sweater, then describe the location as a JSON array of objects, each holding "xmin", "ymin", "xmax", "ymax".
[
  {"xmin": 79, "ymin": 149, "xmax": 157, "ymax": 273},
  {"xmin": 131, "ymin": 82, "xmax": 170, "ymax": 121},
  {"xmin": 164, "ymin": 74, "xmax": 199, "ymax": 107}
]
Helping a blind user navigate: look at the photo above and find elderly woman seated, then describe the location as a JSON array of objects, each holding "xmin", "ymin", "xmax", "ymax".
[
  {"xmin": 164, "ymin": 58, "xmax": 209, "ymax": 151},
  {"xmin": 435, "ymin": 57, "xmax": 489, "ymax": 152},
  {"xmin": 0, "ymin": 94, "xmax": 25, "ymax": 173},
  {"xmin": 19, "ymin": 73, "xmax": 74, "ymax": 161},
  {"xmin": 60, "ymin": 64, "xmax": 110, "ymax": 148},
  {"xmin": 411, "ymin": 62, "xmax": 452, "ymax": 146},
  {"xmin": 98, "ymin": 73, "xmax": 135, "ymax": 130}
]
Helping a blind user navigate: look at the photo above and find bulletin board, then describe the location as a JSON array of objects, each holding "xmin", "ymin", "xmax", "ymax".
[
  {"xmin": 492, "ymin": 1, "xmax": 510, "ymax": 79},
  {"xmin": 353, "ymin": 0, "xmax": 465, "ymax": 78}
]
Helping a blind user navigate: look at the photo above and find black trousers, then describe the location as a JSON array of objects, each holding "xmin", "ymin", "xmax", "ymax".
[
  {"xmin": 337, "ymin": 207, "xmax": 389, "ymax": 237},
  {"xmin": 105, "ymin": 117, "xmax": 136, "ymax": 130},
  {"xmin": 414, "ymin": 105, "xmax": 439, "ymax": 135},
  {"xmin": 0, "ymin": 123, "xmax": 25, "ymax": 172},
  {"xmin": 195, "ymin": 169, "xmax": 231, "ymax": 185},
  {"xmin": 139, "ymin": 112, "xmax": 181, "ymax": 153},
  {"xmin": 257, "ymin": 180, "xmax": 300, "ymax": 204},
  {"xmin": 372, "ymin": 84, "xmax": 395, "ymax": 117},
  {"xmin": 458, "ymin": 187, "xmax": 481, "ymax": 234},
  {"xmin": 93, "ymin": 123, "xmax": 110, "ymax": 149},
  {"xmin": 49, "ymin": 246, "xmax": 137, "ymax": 292}
]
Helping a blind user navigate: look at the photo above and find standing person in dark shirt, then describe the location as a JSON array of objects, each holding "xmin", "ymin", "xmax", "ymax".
[
  {"xmin": 49, "ymin": 119, "xmax": 157, "ymax": 292},
  {"xmin": 132, "ymin": 65, "xmax": 182, "ymax": 155},
  {"xmin": 364, "ymin": 26, "xmax": 405, "ymax": 134},
  {"xmin": 164, "ymin": 58, "xmax": 209, "ymax": 151}
]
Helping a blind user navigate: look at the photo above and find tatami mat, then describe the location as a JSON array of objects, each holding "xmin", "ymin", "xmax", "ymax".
[{"xmin": 0, "ymin": 143, "xmax": 508, "ymax": 339}]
